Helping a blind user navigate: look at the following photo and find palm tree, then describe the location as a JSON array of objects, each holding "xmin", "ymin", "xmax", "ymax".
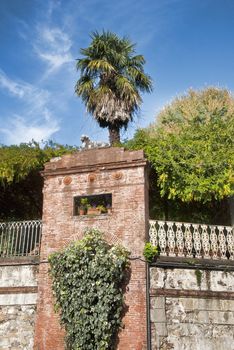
[{"xmin": 75, "ymin": 31, "xmax": 152, "ymax": 145}]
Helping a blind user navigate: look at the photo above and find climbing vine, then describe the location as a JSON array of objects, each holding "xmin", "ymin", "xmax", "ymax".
[{"xmin": 49, "ymin": 229, "xmax": 130, "ymax": 350}]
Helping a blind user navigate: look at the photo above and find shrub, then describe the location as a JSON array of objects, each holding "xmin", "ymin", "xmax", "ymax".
[{"xmin": 143, "ymin": 242, "xmax": 159, "ymax": 263}]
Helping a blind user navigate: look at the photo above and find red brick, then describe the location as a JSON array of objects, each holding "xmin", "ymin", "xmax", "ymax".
[{"xmin": 34, "ymin": 147, "xmax": 149, "ymax": 350}]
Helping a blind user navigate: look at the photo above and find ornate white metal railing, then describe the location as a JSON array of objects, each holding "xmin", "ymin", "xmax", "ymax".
[
  {"xmin": 149, "ymin": 220, "xmax": 234, "ymax": 260},
  {"xmin": 0, "ymin": 220, "xmax": 42, "ymax": 257}
]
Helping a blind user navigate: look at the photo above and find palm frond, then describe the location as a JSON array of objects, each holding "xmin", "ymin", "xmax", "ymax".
[
  {"xmin": 135, "ymin": 72, "xmax": 153, "ymax": 93},
  {"xmin": 115, "ymin": 76, "xmax": 138, "ymax": 100},
  {"xmin": 75, "ymin": 76, "xmax": 94, "ymax": 99},
  {"xmin": 76, "ymin": 58, "xmax": 91, "ymax": 73},
  {"xmin": 130, "ymin": 55, "xmax": 146, "ymax": 66},
  {"xmin": 87, "ymin": 59, "xmax": 115, "ymax": 73}
]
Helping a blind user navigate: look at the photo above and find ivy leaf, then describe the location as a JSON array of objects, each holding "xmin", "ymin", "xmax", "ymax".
[{"xmin": 49, "ymin": 229, "xmax": 130, "ymax": 350}]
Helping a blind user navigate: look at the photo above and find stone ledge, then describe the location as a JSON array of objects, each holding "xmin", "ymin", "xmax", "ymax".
[
  {"xmin": 72, "ymin": 214, "xmax": 110, "ymax": 221},
  {"xmin": 0, "ymin": 286, "xmax": 38, "ymax": 294},
  {"xmin": 151, "ymin": 256, "xmax": 234, "ymax": 271},
  {"xmin": 0, "ymin": 257, "xmax": 40, "ymax": 266},
  {"xmin": 150, "ymin": 288, "xmax": 234, "ymax": 300}
]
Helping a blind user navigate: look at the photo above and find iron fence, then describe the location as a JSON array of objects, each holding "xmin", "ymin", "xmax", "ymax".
[{"xmin": 0, "ymin": 220, "xmax": 42, "ymax": 257}]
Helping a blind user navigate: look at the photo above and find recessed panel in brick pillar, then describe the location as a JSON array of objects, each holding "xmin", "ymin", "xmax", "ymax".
[{"xmin": 34, "ymin": 147, "xmax": 149, "ymax": 350}]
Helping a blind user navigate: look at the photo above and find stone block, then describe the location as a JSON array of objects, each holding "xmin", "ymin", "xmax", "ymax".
[
  {"xmin": 151, "ymin": 308, "xmax": 166, "ymax": 323},
  {"xmin": 0, "ymin": 265, "xmax": 38, "ymax": 288},
  {"xmin": 0, "ymin": 293, "xmax": 37, "ymax": 306},
  {"xmin": 155, "ymin": 322, "xmax": 168, "ymax": 336},
  {"xmin": 151, "ymin": 296, "xmax": 165, "ymax": 309}
]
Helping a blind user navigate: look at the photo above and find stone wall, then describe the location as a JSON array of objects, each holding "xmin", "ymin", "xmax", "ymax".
[
  {"xmin": 1, "ymin": 147, "xmax": 233, "ymax": 350},
  {"xmin": 150, "ymin": 264, "xmax": 234, "ymax": 350},
  {"xmin": 34, "ymin": 147, "xmax": 149, "ymax": 350},
  {"xmin": 0, "ymin": 262, "xmax": 38, "ymax": 350}
]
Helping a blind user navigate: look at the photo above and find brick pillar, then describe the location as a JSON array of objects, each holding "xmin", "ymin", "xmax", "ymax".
[{"xmin": 34, "ymin": 147, "xmax": 149, "ymax": 350}]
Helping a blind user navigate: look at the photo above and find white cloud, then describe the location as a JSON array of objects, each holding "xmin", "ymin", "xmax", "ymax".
[
  {"xmin": 0, "ymin": 114, "xmax": 59, "ymax": 145},
  {"xmin": 34, "ymin": 26, "xmax": 74, "ymax": 75},
  {"xmin": 0, "ymin": 4, "xmax": 74, "ymax": 145},
  {"xmin": 0, "ymin": 70, "xmax": 26, "ymax": 98},
  {"xmin": 0, "ymin": 70, "xmax": 59, "ymax": 144},
  {"xmin": 0, "ymin": 69, "xmax": 50, "ymax": 103}
]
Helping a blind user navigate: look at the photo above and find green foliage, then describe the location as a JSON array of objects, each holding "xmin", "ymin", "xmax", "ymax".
[
  {"xmin": 0, "ymin": 142, "xmax": 43, "ymax": 184},
  {"xmin": 49, "ymin": 229, "xmax": 130, "ymax": 350},
  {"xmin": 0, "ymin": 141, "xmax": 78, "ymax": 220},
  {"xmin": 99, "ymin": 205, "xmax": 108, "ymax": 213},
  {"xmin": 127, "ymin": 88, "xmax": 234, "ymax": 204},
  {"xmin": 195, "ymin": 269, "xmax": 202, "ymax": 288},
  {"xmin": 0, "ymin": 141, "xmax": 78, "ymax": 184},
  {"xmin": 80, "ymin": 198, "xmax": 89, "ymax": 210},
  {"xmin": 75, "ymin": 31, "xmax": 152, "ymax": 144},
  {"xmin": 143, "ymin": 242, "xmax": 159, "ymax": 263}
]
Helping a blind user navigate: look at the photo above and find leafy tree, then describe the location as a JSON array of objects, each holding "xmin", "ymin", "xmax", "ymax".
[
  {"xmin": 127, "ymin": 88, "xmax": 234, "ymax": 224},
  {"xmin": 0, "ymin": 141, "xmax": 78, "ymax": 220},
  {"xmin": 75, "ymin": 31, "xmax": 152, "ymax": 145},
  {"xmin": 156, "ymin": 87, "xmax": 234, "ymax": 133},
  {"xmin": 0, "ymin": 141, "xmax": 78, "ymax": 185},
  {"xmin": 0, "ymin": 170, "xmax": 43, "ymax": 220}
]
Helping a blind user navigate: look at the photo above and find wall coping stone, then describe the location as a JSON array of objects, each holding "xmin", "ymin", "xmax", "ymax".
[
  {"xmin": 0, "ymin": 257, "xmax": 40, "ymax": 266},
  {"xmin": 151, "ymin": 256, "xmax": 234, "ymax": 271},
  {"xmin": 42, "ymin": 147, "xmax": 147, "ymax": 177}
]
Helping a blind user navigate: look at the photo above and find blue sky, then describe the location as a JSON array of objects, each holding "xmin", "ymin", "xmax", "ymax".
[{"xmin": 0, "ymin": 0, "xmax": 234, "ymax": 146}]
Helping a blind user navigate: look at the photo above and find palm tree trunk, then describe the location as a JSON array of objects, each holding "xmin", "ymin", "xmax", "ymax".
[{"xmin": 109, "ymin": 125, "xmax": 120, "ymax": 145}]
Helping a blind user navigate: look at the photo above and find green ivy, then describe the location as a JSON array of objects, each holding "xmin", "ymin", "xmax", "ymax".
[
  {"xmin": 143, "ymin": 242, "xmax": 159, "ymax": 263},
  {"xmin": 49, "ymin": 229, "xmax": 130, "ymax": 350}
]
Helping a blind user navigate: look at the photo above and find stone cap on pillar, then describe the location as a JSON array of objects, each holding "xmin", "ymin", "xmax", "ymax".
[{"xmin": 42, "ymin": 147, "xmax": 147, "ymax": 177}]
